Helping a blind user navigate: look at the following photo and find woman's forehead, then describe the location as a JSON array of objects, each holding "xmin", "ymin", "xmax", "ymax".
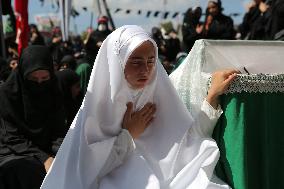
[
  {"xmin": 129, "ymin": 41, "xmax": 156, "ymax": 57},
  {"xmin": 112, "ymin": 26, "xmax": 158, "ymax": 67}
]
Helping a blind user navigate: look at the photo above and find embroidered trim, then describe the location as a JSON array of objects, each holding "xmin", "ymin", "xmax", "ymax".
[
  {"xmin": 114, "ymin": 29, "xmax": 149, "ymax": 56},
  {"xmin": 114, "ymin": 28, "xmax": 127, "ymax": 55},
  {"xmin": 114, "ymin": 40, "xmax": 120, "ymax": 55},
  {"xmin": 208, "ymin": 74, "xmax": 284, "ymax": 93}
]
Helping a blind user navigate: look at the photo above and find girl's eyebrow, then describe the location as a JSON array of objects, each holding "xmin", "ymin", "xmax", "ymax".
[
  {"xmin": 129, "ymin": 56, "xmax": 144, "ymax": 60},
  {"xmin": 129, "ymin": 55, "xmax": 155, "ymax": 60}
]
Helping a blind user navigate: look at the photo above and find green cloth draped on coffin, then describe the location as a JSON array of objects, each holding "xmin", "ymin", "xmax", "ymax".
[{"xmin": 212, "ymin": 74, "xmax": 284, "ymax": 189}]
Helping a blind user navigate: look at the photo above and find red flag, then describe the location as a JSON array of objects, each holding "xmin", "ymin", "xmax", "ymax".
[{"xmin": 15, "ymin": 0, "xmax": 29, "ymax": 56}]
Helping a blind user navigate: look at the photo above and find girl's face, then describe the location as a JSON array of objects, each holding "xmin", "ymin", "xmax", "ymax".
[{"xmin": 124, "ymin": 41, "xmax": 156, "ymax": 89}]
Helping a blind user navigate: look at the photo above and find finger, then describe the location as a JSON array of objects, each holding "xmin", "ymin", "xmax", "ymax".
[
  {"xmin": 145, "ymin": 114, "xmax": 155, "ymax": 125},
  {"xmin": 142, "ymin": 104, "xmax": 156, "ymax": 117},
  {"xmin": 143, "ymin": 104, "xmax": 156, "ymax": 120},
  {"xmin": 224, "ymin": 73, "xmax": 237, "ymax": 86},
  {"xmin": 139, "ymin": 103, "xmax": 153, "ymax": 115},
  {"xmin": 123, "ymin": 102, "xmax": 133, "ymax": 127},
  {"xmin": 145, "ymin": 116, "xmax": 155, "ymax": 127},
  {"xmin": 224, "ymin": 69, "xmax": 240, "ymax": 77}
]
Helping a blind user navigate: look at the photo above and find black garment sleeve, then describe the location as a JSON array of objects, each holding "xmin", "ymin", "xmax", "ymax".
[
  {"xmin": 239, "ymin": 7, "xmax": 261, "ymax": 39},
  {"xmin": 206, "ymin": 16, "xmax": 236, "ymax": 40},
  {"xmin": 182, "ymin": 22, "xmax": 201, "ymax": 51},
  {"xmin": 50, "ymin": 105, "xmax": 69, "ymax": 155},
  {"xmin": 0, "ymin": 118, "xmax": 49, "ymax": 164},
  {"xmin": 273, "ymin": 1, "xmax": 284, "ymax": 36},
  {"xmin": 278, "ymin": 2, "xmax": 284, "ymax": 15}
]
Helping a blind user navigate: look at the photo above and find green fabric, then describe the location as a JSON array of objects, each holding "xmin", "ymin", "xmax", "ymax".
[
  {"xmin": 213, "ymin": 92, "xmax": 284, "ymax": 189},
  {"xmin": 75, "ymin": 63, "xmax": 92, "ymax": 95}
]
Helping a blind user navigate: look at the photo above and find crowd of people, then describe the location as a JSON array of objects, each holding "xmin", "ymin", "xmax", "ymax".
[
  {"xmin": 0, "ymin": 13, "xmax": 114, "ymax": 189},
  {"xmin": 0, "ymin": 0, "xmax": 283, "ymax": 188},
  {"xmin": 153, "ymin": 0, "xmax": 284, "ymax": 73}
]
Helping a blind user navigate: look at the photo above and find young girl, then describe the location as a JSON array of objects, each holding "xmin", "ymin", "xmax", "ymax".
[{"xmin": 41, "ymin": 25, "xmax": 237, "ymax": 189}]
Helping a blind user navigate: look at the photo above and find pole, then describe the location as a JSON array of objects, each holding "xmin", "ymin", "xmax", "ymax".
[
  {"xmin": 101, "ymin": 0, "xmax": 115, "ymax": 30},
  {"xmin": 97, "ymin": 0, "xmax": 102, "ymax": 16},
  {"xmin": 0, "ymin": 1, "xmax": 7, "ymax": 59},
  {"xmin": 162, "ymin": 0, "xmax": 167, "ymax": 21},
  {"xmin": 90, "ymin": 12, "xmax": 93, "ymax": 29},
  {"xmin": 65, "ymin": 0, "xmax": 71, "ymax": 40},
  {"xmin": 59, "ymin": 0, "xmax": 66, "ymax": 41}
]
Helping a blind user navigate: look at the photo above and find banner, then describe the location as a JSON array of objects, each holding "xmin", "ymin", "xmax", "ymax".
[
  {"xmin": 15, "ymin": 0, "xmax": 29, "ymax": 56},
  {"xmin": 113, "ymin": 8, "xmax": 241, "ymax": 19},
  {"xmin": 72, "ymin": 0, "xmax": 99, "ymax": 14},
  {"xmin": 113, "ymin": 8, "xmax": 184, "ymax": 19},
  {"xmin": 34, "ymin": 13, "xmax": 61, "ymax": 32}
]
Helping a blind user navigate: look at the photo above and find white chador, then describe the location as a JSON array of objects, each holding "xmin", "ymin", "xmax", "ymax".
[{"xmin": 41, "ymin": 25, "xmax": 230, "ymax": 189}]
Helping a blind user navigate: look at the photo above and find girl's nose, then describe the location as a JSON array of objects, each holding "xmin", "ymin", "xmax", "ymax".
[{"xmin": 140, "ymin": 63, "xmax": 149, "ymax": 73}]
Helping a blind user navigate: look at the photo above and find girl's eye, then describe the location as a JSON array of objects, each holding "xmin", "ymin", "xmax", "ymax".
[
  {"xmin": 147, "ymin": 58, "xmax": 155, "ymax": 64},
  {"xmin": 131, "ymin": 61, "xmax": 140, "ymax": 65},
  {"xmin": 131, "ymin": 59, "xmax": 144, "ymax": 64}
]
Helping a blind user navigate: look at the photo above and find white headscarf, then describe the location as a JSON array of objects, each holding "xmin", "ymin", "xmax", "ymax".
[
  {"xmin": 208, "ymin": 0, "xmax": 219, "ymax": 3},
  {"xmin": 41, "ymin": 25, "xmax": 220, "ymax": 189}
]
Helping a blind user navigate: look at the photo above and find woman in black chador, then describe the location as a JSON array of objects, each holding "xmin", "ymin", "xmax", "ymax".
[
  {"xmin": 202, "ymin": 0, "xmax": 236, "ymax": 40},
  {"xmin": 182, "ymin": 6, "xmax": 203, "ymax": 52},
  {"xmin": 56, "ymin": 69, "xmax": 82, "ymax": 127},
  {"xmin": 0, "ymin": 45, "xmax": 67, "ymax": 189}
]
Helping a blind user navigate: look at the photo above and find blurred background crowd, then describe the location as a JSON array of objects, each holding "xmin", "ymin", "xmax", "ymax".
[{"xmin": 1, "ymin": 0, "xmax": 283, "ymax": 83}]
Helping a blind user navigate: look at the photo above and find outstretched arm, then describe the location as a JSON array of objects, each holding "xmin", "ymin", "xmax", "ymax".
[{"xmin": 192, "ymin": 69, "xmax": 239, "ymax": 137}]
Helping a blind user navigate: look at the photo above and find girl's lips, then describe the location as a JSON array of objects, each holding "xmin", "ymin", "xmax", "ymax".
[{"xmin": 137, "ymin": 78, "xmax": 148, "ymax": 83}]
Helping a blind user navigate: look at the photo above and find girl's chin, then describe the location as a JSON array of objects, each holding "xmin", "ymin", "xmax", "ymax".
[{"xmin": 131, "ymin": 82, "xmax": 147, "ymax": 89}]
